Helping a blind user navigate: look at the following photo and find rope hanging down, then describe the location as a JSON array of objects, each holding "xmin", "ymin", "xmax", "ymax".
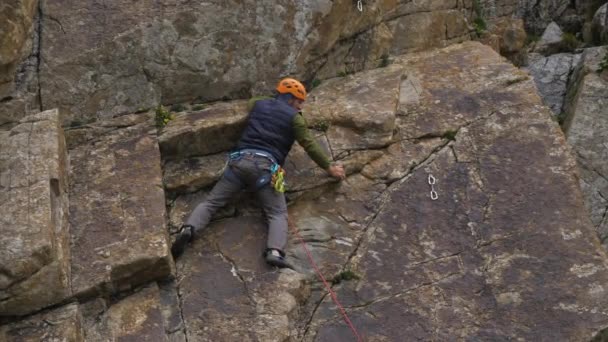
[{"xmin": 287, "ymin": 218, "xmax": 363, "ymax": 342}]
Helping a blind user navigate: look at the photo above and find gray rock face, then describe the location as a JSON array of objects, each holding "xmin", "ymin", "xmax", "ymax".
[
  {"xmin": 158, "ymin": 101, "xmax": 248, "ymax": 161},
  {"xmin": 1, "ymin": 0, "xmax": 476, "ymax": 126},
  {"xmin": 67, "ymin": 114, "xmax": 173, "ymax": 299},
  {"xmin": 3, "ymin": 41, "xmax": 608, "ymax": 340},
  {"xmin": 518, "ymin": 0, "xmax": 571, "ymax": 35},
  {"xmin": 592, "ymin": 3, "xmax": 608, "ymax": 43},
  {"xmin": 535, "ymin": 21, "xmax": 565, "ymax": 55},
  {"xmin": 162, "ymin": 42, "xmax": 608, "ymax": 340},
  {"xmin": 478, "ymin": 0, "xmax": 521, "ymax": 19},
  {"xmin": 177, "ymin": 217, "xmax": 308, "ymax": 341},
  {"xmin": 0, "ymin": 109, "xmax": 71, "ymax": 316},
  {"xmin": 305, "ymin": 41, "xmax": 608, "ymax": 341},
  {"xmin": 483, "ymin": 18, "xmax": 528, "ymax": 66},
  {"xmin": 526, "ymin": 52, "xmax": 581, "ymax": 117},
  {"xmin": 81, "ymin": 283, "xmax": 180, "ymax": 341},
  {"xmin": 564, "ymin": 46, "xmax": 608, "ymax": 248},
  {"xmin": 2, "ymin": 282, "xmax": 187, "ymax": 341}
]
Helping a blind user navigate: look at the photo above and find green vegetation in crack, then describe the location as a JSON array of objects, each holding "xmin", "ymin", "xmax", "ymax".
[
  {"xmin": 590, "ymin": 326, "xmax": 608, "ymax": 342},
  {"xmin": 598, "ymin": 48, "xmax": 608, "ymax": 73},
  {"xmin": 337, "ymin": 68, "xmax": 355, "ymax": 77},
  {"xmin": 442, "ymin": 130, "xmax": 458, "ymax": 141},
  {"xmin": 378, "ymin": 54, "xmax": 390, "ymax": 68},
  {"xmin": 311, "ymin": 120, "xmax": 330, "ymax": 132},
  {"xmin": 504, "ymin": 75, "xmax": 529, "ymax": 86},
  {"xmin": 192, "ymin": 104, "xmax": 206, "ymax": 111},
  {"xmin": 331, "ymin": 269, "xmax": 361, "ymax": 285},
  {"xmin": 472, "ymin": 0, "xmax": 487, "ymax": 37},
  {"xmin": 525, "ymin": 33, "xmax": 541, "ymax": 47},
  {"xmin": 312, "ymin": 78, "xmax": 322, "ymax": 89},
  {"xmin": 135, "ymin": 107, "xmax": 150, "ymax": 114},
  {"xmin": 560, "ymin": 32, "xmax": 580, "ymax": 53},
  {"xmin": 170, "ymin": 103, "xmax": 187, "ymax": 113},
  {"xmin": 67, "ymin": 117, "xmax": 95, "ymax": 128},
  {"xmin": 155, "ymin": 105, "xmax": 174, "ymax": 128}
]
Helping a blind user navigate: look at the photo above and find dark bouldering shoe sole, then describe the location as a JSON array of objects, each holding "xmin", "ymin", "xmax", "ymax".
[
  {"xmin": 171, "ymin": 226, "xmax": 193, "ymax": 259},
  {"xmin": 265, "ymin": 254, "xmax": 293, "ymax": 269}
]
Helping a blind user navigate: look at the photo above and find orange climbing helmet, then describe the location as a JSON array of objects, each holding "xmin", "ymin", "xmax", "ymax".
[{"xmin": 276, "ymin": 78, "xmax": 307, "ymax": 101}]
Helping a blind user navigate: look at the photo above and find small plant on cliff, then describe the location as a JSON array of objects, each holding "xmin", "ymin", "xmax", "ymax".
[
  {"xmin": 378, "ymin": 54, "xmax": 390, "ymax": 68},
  {"xmin": 472, "ymin": 0, "xmax": 487, "ymax": 37},
  {"xmin": 192, "ymin": 104, "xmax": 206, "ymax": 111},
  {"xmin": 155, "ymin": 105, "xmax": 174, "ymax": 128},
  {"xmin": 525, "ymin": 33, "xmax": 541, "ymax": 46},
  {"xmin": 598, "ymin": 49, "xmax": 608, "ymax": 73},
  {"xmin": 560, "ymin": 33, "xmax": 580, "ymax": 52},
  {"xmin": 312, "ymin": 78, "xmax": 322, "ymax": 89},
  {"xmin": 473, "ymin": 17, "xmax": 487, "ymax": 37},
  {"xmin": 442, "ymin": 130, "xmax": 458, "ymax": 141},
  {"xmin": 312, "ymin": 120, "xmax": 330, "ymax": 132},
  {"xmin": 331, "ymin": 269, "xmax": 361, "ymax": 285},
  {"xmin": 170, "ymin": 103, "xmax": 187, "ymax": 112}
]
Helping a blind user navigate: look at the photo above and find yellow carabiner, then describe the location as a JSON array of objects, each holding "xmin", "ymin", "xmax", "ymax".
[{"xmin": 274, "ymin": 170, "xmax": 285, "ymax": 193}]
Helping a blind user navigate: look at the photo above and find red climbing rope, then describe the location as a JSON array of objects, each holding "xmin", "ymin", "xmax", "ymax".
[{"xmin": 287, "ymin": 218, "xmax": 363, "ymax": 342}]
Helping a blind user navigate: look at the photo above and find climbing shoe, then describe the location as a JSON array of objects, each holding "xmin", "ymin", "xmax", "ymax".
[
  {"xmin": 265, "ymin": 249, "xmax": 292, "ymax": 269},
  {"xmin": 171, "ymin": 225, "xmax": 194, "ymax": 259}
]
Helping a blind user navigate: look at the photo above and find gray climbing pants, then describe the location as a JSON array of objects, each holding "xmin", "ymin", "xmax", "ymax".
[{"xmin": 185, "ymin": 154, "xmax": 288, "ymax": 252}]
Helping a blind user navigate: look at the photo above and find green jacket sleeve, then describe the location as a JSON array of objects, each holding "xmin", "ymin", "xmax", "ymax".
[{"xmin": 293, "ymin": 114, "xmax": 331, "ymax": 169}]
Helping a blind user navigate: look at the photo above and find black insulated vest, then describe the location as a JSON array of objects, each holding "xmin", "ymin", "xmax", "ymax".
[{"xmin": 236, "ymin": 99, "xmax": 297, "ymax": 165}]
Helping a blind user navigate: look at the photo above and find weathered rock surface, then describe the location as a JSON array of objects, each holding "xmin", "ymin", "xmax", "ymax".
[
  {"xmin": 563, "ymin": 46, "xmax": 608, "ymax": 248},
  {"xmin": 177, "ymin": 216, "xmax": 308, "ymax": 341},
  {"xmin": 484, "ymin": 17, "xmax": 528, "ymax": 65},
  {"xmin": 304, "ymin": 41, "xmax": 608, "ymax": 341},
  {"xmin": 385, "ymin": 7, "xmax": 471, "ymax": 56},
  {"xmin": 478, "ymin": 0, "xmax": 521, "ymax": 19},
  {"xmin": 526, "ymin": 52, "xmax": 581, "ymax": 117},
  {"xmin": 0, "ymin": 109, "xmax": 71, "ymax": 316},
  {"xmin": 0, "ymin": 282, "xmax": 185, "ymax": 341},
  {"xmin": 68, "ymin": 114, "xmax": 173, "ymax": 298},
  {"xmin": 0, "ymin": 0, "xmax": 38, "ymax": 95},
  {"xmin": 4, "ymin": 41, "xmax": 608, "ymax": 340},
  {"xmin": 160, "ymin": 42, "xmax": 608, "ymax": 340},
  {"xmin": 0, "ymin": 0, "xmax": 478, "ymax": 125},
  {"xmin": 0, "ymin": 303, "xmax": 84, "ymax": 341},
  {"xmin": 306, "ymin": 65, "xmax": 403, "ymax": 153},
  {"xmin": 163, "ymin": 153, "xmax": 227, "ymax": 194},
  {"xmin": 81, "ymin": 283, "xmax": 182, "ymax": 341}
]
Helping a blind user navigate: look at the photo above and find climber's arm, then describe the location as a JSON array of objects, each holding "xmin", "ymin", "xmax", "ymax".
[{"xmin": 293, "ymin": 114, "xmax": 345, "ymax": 179}]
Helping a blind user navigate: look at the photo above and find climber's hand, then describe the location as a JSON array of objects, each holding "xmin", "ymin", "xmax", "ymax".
[{"xmin": 327, "ymin": 163, "xmax": 346, "ymax": 180}]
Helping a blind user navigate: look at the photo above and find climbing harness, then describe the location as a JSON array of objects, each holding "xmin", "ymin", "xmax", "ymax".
[
  {"xmin": 287, "ymin": 217, "xmax": 363, "ymax": 342},
  {"xmin": 428, "ymin": 174, "xmax": 438, "ymax": 200},
  {"xmin": 228, "ymin": 150, "xmax": 286, "ymax": 193},
  {"xmin": 357, "ymin": 0, "xmax": 363, "ymax": 12}
]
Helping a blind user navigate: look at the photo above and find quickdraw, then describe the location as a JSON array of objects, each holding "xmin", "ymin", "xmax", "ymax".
[
  {"xmin": 428, "ymin": 174, "xmax": 438, "ymax": 200},
  {"xmin": 357, "ymin": 0, "xmax": 363, "ymax": 12}
]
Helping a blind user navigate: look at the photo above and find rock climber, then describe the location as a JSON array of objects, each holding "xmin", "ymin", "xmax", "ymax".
[{"xmin": 171, "ymin": 78, "xmax": 346, "ymax": 268}]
